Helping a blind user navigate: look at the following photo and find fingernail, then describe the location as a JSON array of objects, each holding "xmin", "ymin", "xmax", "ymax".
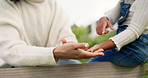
[
  {"xmin": 87, "ymin": 50, "xmax": 92, "ymax": 52},
  {"xmin": 98, "ymin": 53, "xmax": 104, "ymax": 56},
  {"xmin": 99, "ymin": 49, "xmax": 104, "ymax": 51},
  {"xmin": 85, "ymin": 43, "xmax": 89, "ymax": 47}
]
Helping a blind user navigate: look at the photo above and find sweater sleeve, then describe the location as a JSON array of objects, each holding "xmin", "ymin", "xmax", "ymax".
[
  {"xmin": 47, "ymin": 0, "xmax": 77, "ymax": 47},
  {"xmin": 110, "ymin": 0, "xmax": 148, "ymax": 50},
  {"xmin": 0, "ymin": 1, "xmax": 57, "ymax": 66},
  {"xmin": 105, "ymin": 1, "xmax": 121, "ymax": 25}
]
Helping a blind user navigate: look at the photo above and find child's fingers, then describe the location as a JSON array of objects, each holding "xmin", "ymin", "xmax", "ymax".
[
  {"xmin": 107, "ymin": 21, "xmax": 114, "ymax": 30},
  {"xmin": 95, "ymin": 49, "xmax": 104, "ymax": 52},
  {"xmin": 103, "ymin": 30, "xmax": 109, "ymax": 34},
  {"xmin": 102, "ymin": 24, "xmax": 107, "ymax": 34},
  {"xmin": 93, "ymin": 49, "xmax": 104, "ymax": 53},
  {"xmin": 87, "ymin": 45, "xmax": 100, "ymax": 52},
  {"xmin": 87, "ymin": 49, "xmax": 93, "ymax": 52},
  {"xmin": 93, "ymin": 52, "xmax": 104, "ymax": 56}
]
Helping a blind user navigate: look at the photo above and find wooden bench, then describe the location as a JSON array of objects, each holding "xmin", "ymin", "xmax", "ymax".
[{"xmin": 0, "ymin": 62, "xmax": 147, "ymax": 78}]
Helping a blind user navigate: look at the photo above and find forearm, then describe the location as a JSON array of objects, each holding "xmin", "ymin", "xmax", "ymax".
[{"xmin": 98, "ymin": 39, "xmax": 116, "ymax": 50}]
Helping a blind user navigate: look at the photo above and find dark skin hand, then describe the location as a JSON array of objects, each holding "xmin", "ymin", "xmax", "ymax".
[
  {"xmin": 96, "ymin": 17, "xmax": 114, "ymax": 35},
  {"xmin": 88, "ymin": 40, "xmax": 116, "ymax": 52},
  {"xmin": 53, "ymin": 39, "xmax": 104, "ymax": 59},
  {"xmin": 88, "ymin": 17, "xmax": 116, "ymax": 52}
]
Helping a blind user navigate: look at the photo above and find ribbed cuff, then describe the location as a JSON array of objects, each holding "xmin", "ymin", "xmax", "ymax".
[{"xmin": 110, "ymin": 30, "xmax": 136, "ymax": 51}]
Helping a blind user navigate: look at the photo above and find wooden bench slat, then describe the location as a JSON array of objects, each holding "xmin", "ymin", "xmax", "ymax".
[
  {"xmin": 0, "ymin": 62, "xmax": 143, "ymax": 78},
  {"xmin": 142, "ymin": 62, "xmax": 148, "ymax": 75}
]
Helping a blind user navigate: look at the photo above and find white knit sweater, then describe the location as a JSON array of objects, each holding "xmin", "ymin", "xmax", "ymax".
[
  {"xmin": 0, "ymin": 0, "xmax": 77, "ymax": 66},
  {"xmin": 106, "ymin": 0, "xmax": 148, "ymax": 50}
]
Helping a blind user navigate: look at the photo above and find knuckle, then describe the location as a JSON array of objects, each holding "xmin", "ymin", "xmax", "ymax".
[
  {"xmin": 96, "ymin": 31, "xmax": 101, "ymax": 35},
  {"xmin": 70, "ymin": 43, "xmax": 76, "ymax": 48}
]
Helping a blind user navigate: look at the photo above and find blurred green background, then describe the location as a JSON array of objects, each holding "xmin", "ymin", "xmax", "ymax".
[{"xmin": 71, "ymin": 25, "xmax": 116, "ymax": 63}]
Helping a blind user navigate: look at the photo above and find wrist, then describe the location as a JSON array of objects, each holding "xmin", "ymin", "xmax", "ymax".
[
  {"xmin": 99, "ymin": 39, "xmax": 116, "ymax": 50},
  {"xmin": 53, "ymin": 47, "xmax": 60, "ymax": 59},
  {"xmin": 105, "ymin": 17, "xmax": 109, "ymax": 20},
  {"xmin": 102, "ymin": 16, "xmax": 109, "ymax": 20}
]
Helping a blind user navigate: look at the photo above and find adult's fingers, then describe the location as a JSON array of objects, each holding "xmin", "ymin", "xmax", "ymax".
[
  {"xmin": 81, "ymin": 51, "xmax": 104, "ymax": 58},
  {"xmin": 61, "ymin": 38, "xmax": 67, "ymax": 44},
  {"xmin": 73, "ymin": 43, "xmax": 89, "ymax": 49}
]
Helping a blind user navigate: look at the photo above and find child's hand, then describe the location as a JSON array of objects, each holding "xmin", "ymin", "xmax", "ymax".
[
  {"xmin": 87, "ymin": 45, "xmax": 104, "ymax": 53},
  {"xmin": 96, "ymin": 17, "xmax": 114, "ymax": 35}
]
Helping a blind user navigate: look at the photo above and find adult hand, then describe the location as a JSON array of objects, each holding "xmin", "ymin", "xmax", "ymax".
[
  {"xmin": 61, "ymin": 38, "xmax": 88, "ymax": 51},
  {"xmin": 53, "ymin": 42, "xmax": 104, "ymax": 59},
  {"xmin": 96, "ymin": 17, "xmax": 114, "ymax": 35}
]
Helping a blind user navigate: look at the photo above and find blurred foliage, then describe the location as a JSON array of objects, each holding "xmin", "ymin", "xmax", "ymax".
[{"xmin": 71, "ymin": 24, "xmax": 116, "ymax": 48}]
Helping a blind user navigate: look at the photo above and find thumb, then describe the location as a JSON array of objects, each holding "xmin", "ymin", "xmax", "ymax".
[
  {"xmin": 61, "ymin": 38, "xmax": 67, "ymax": 44},
  {"xmin": 74, "ymin": 43, "xmax": 89, "ymax": 49}
]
